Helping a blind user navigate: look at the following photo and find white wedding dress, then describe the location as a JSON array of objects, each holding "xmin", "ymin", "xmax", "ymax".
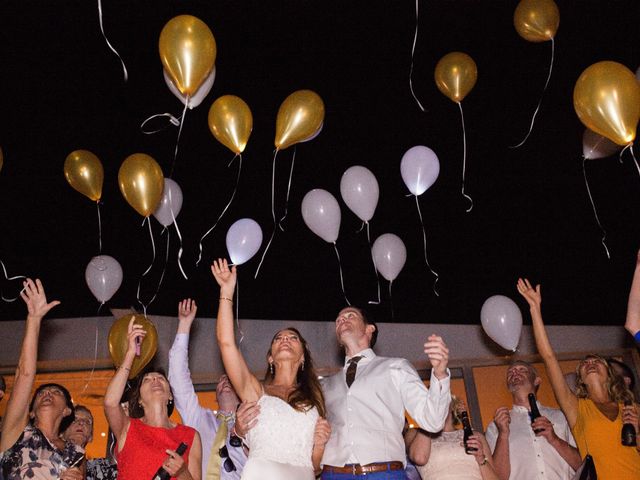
[
  {"xmin": 242, "ymin": 394, "xmax": 319, "ymax": 480},
  {"xmin": 416, "ymin": 430, "xmax": 482, "ymax": 480}
]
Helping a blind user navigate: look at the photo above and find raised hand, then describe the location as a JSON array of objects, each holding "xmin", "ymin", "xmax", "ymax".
[
  {"xmin": 211, "ymin": 258, "xmax": 237, "ymax": 297},
  {"xmin": 423, "ymin": 334, "xmax": 449, "ymax": 379},
  {"xmin": 178, "ymin": 299, "xmax": 198, "ymax": 325},
  {"xmin": 493, "ymin": 407, "xmax": 511, "ymax": 435},
  {"xmin": 126, "ymin": 315, "xmax": 147, "ymax": 358},
  {"xmin": 516, "ymin": 278, "xmax": 542, "ymax": 310},
  {"xmin": 20, "ymin": 278, "xmax": 60, "ymax": 319}
]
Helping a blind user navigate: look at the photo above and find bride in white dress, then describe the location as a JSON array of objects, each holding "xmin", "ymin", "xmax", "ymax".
[{"xmin": 211, "ymin": 259, "xmax": 330, "ymax": 480}]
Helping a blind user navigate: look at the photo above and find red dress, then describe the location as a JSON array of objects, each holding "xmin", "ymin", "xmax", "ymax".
[{"xmin": 116, "ymin": 418, "xmax": 196, "ymax": 480}]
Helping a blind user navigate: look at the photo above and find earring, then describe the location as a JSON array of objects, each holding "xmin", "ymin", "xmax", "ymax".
[
  {"xmin": 269, "ymin": 362, "xmax": 274, "ymax": 375},
  {"xmin": 301, "ymin": 361, "xmax": 305, "ymax": 371}
]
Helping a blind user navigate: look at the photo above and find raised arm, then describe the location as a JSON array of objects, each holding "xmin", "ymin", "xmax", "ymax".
[
  {"xmin": 625, "ymin": 249, "xmax": 640, "ymax": 341},
  {"xmin": 211, "ymin": 259, "xmax": 261, "ymax": 402},
  {"xmin": 0, "ymin": 279, "xmax": 60, "ymax": 452},
  {"xmin": 516, "ymin": 278, "xmax": 578, "ymax": 426},
  {"xmin": 103, "ymin": 316, "xmax": 146, "ymax": 446}
]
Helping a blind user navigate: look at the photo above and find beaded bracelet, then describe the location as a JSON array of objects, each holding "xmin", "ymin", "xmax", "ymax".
[{"xmin": 219, "ymin": 297, "xmax": 233, "ymax": 302}]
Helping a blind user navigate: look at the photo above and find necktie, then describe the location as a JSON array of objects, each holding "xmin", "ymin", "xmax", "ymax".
[
  {"xmin": 346, "ymin": 356, "xmax": 363, "ymax": 388},
  {"xmin": 205, "ymin": 413, "xmax": 231, "ymax": 480}
]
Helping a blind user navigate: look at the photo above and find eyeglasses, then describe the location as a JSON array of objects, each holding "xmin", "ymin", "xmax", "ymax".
[
  {"xmin": 229, "ymin": 434, "xmax": 242, "ymax": 448},
  {"xmin": 219, "ymin": 445, "xmax": 236, "ymax": 473},
  {"xmin": 72, "ymin": 418, "xmax": 93, "ymax": 427}
]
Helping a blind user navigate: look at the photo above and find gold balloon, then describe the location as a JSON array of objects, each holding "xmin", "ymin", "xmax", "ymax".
[
  {"xmin": 275, "ymin": 90, "xmax": 325, "ymax": 150},
  {"xmin": 573, "ymin": 61, "xmax": 640, "ymax": 146},
  {"xmin": 108, "ymin": 314, "xmax": 158, "ymax": 379},
  {"xmin": 118, "ymin": 153, "xmax": 164, "ymax": 217},
  {"xmin": 514, "ymin": 0, "xmax": 559, "ymax": 42},
  {"xmin": 208, "ymin": 95, "xmax": 253, "ymax": 154},
  {"xmin": 64, "ymin": 150, "xmax": 104, "ymax": 202},
  {"xmin": 159, "ymin": 15, "xmax": 216, "ymax": 96},
  {"xmin": 434, "ymin": 52, "xmax": 478, "ymax": 103}
]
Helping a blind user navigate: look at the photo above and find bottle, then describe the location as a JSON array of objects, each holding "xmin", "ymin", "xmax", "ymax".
[
  {"xmin": 151, "ymin": 442, "xmax": 188, "ymax": 480},
  {"xmin": 459, "ymin": 410, "xmax": 477, "ymax": 453},
  {"xmin": 528, "ymin": 393, "xmax": 543, "ymax": 434},
  {"xmin": 621, "ymin": 400, "xmax": 637, "ymax": 447}
]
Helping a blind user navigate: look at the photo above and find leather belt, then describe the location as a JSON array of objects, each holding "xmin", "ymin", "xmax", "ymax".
[{"xmin": 322, "ymin": 461, "xmax": 404, "ymax": 475}]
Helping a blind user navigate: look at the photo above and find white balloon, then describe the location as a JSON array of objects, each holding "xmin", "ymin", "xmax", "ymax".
[
  {"xmin": 480, "ymin": 295, "xmax": 523, "ymax": 351},
  {"xmin": 226, "ymin": 218, "xmax": 263, "ymax": 265},
  {"xmin": 371, "ymin": 233, "xmax": 406, "ymax": 282},
  {"xmin": 153, "ymin": 178, "xmax": 183, "ymax": 227},
  {"xmin": 300, "ymin": 121, "xmax": 324, "ymax": 143},
  {"xmin": 85, "ymin": 255, "xmax": 123, "ymax": 304},
  {"xmin": 400, "ymin": 145, "xmax": 440, "ymax": 196},
  {"xmin": 301, "ymin": 189, "xmax": 341, "ymax": 243},
  {"xmin": 164, "ymin": 67, "xmax": 216, "ymax": 110},
  {"xmin": 582, "ymin": 128, "xmax": 620, "ymax": 160},
  {"xmin": 340, "ymin": 166, "xmax": 379, "ymax": 222}
]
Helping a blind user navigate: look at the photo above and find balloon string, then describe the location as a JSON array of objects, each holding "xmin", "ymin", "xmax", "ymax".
[
  {"xmin": 365, "ymin": 222, "xmax": 382, "ymax": 305},
  {"xmin": 168, "ymin": 188, "xmax": 188, "ymax": 279},
  {"xmin": 196, "ymin": 154, "xmax": 243, "ymax": 266},
  {"xmin": 415, "ymin": 195, "xmax": 440, "ymax": 296},
  {"xmin": 333, "ymin": 242, "xmax": 351, "ymax": 306},
  {"xmin": 389, "ymin": 281, "xmax": 395, "ymax": 321},
  {"xmin": 509, "ymin": 38, "xmax": 555, "ymax": 149},
  {"xmin": 136, "ymin": 217, "xmax": 158, "ymax": 317},
  {"xmin": 408, "ymin": 0, "xmax": 426, "ymax": 112},
  {"xmin": 96, "ymin": 201, "xmax": 103, "ymax": 254},
  {"xmin": 278, "ymin": 147, "xmax": 297, "ymax": 231},
  {"xmin": 79, "ymin": 318, "xmax": 100, "ymax": 398},
  {"xmin": 140, "ymin": 113, "xmax": 181, "ymax": 134},
  {"xmin": 458, "ymin": 102, "xmax": 473, "ymax": 212},
  {"xmin": 97, "ymin": 0, "xmax": 128, "ymax": 82},
  {"xmin": 624, "ymin": 144, "xmax": 640, "ymax": 178},
  {"xmin": 169, "ymin": 98, "xmax": 190, "ymax": 178},
  {"xmin": 254, "ymin": 150, "xmax": 280, "ymax": 278},
  {"xmin": 0, "ymin": 259, "xmax": 26, "ymax": 303},
  {"xmin": 235, "ymin": 277, "xmax": 244, "ymax": 345},
  {"xmin": 582, "ymin": 157, "xmax": 610, "ymax": 259}
]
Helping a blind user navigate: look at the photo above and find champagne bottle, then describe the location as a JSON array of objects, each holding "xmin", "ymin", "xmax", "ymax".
[
  {"xmin": 151, "ymin": 442, "xmax": 188, "ymax": 480},
  {"xmin": 459, "ymin": 410, "xmax": 477, "ymax": 453},
  {"xmin": 621, "ymin": 400, "xmax": 637, "ymax": 447},
  {"xmin": 528, "ymin": 393, "xmax": 543, "ymax": 434}
]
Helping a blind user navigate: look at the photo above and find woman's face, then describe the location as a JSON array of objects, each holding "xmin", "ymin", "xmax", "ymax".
[
  {"xmin": 270, "ymin": 329, "xmax": 304, "ymax": 363},
  {"xmin": 578, "ymin": 356, "xmax": 608, "ymax": 382},
  {"xmin": 139, "ymin": 372, "xmax": 172, "ymax": 404},
  {"xmin": 32, "ymin": 385, "xmax": 70, "ymax": 419}
]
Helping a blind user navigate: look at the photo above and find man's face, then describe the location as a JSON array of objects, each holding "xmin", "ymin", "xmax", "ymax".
[
  {"xmin": 216, "ymin": 375, "xmax": 240, "ymax": 413},
  {"xmin": 335, "ymin": 307, "xmax": 370, "ymax": 345},
  {"xmin": 62, "ymin": 409, "xmax": 93, "ymax": 448},
  {"xmin": 506, "ymin": 364, "xmax": 538, "ymax": 394}
]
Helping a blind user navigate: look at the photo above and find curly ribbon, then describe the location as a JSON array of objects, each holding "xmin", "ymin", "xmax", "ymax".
[
  {"xmin": 389, "ymin": 281, "xmax": 395, "ymax": 321},
  {"xmin": 97, "ymin": 0, "xmax": 128, "ymax": 82},
  {"xmin": 235, "ymin": 276, "xmax": 244, "ymax": 345},
  {"xmin": 255, "ymin": 150, "xmax": 280, "ymax": 278},
  {"xmin": 278, "ymin": 147, "xmax": 297, "ymax": 231},
  {"xmin": 196, "ymin": 154, "xmax": 243, "ymax": 266},
  {"xmin": 415, "ymin": 195, "xmax": 440, "ymax": 296},
  {"xmin": 136, "ymin": 217, "xmax": 161, "ymax": 317},
  {"xmin": 510, "ymin": 38, "xmax": 555, "ymax": 148},
  {"xmin": 364, "ymin": 222, "xmax": 382, "ymax": 305},
  {"xmin": 0, "ymin": 259, "xmax": 26, "ymax": 302},
  {"xmin": 169, "ymin": 99, "xmax": 190, "ymax": 178},
  {"xmin": 458, "ymin": 102, "xmax": 473, "ymax": 212},
  {"xmin": 333, "ymin": 242, "xmax": 351, "ymax": 306},
  {"xmin": 167, "ymin": 188, "xmax": 188, "ymax": 279},
  {"xmin": 96, "ymin": 201, "xmax": 103, "ymax": 254},
  {"xmin": 140, "ymin": 113, "xmax": 181, "ymax": 134},
  {"xmin": 621, "ymin": 144, "xmax": 640, "ymax": 178},
  {"xmin": 79, "ymin": 318, "xmax": 100, "ymax": 400},
  {"xmin": 582, "ymin": 157, "xmax": 610, "ymax": 259},
  {"xmin": 409, "ymin": 0, "xmax": 426, "ymax": 112}
]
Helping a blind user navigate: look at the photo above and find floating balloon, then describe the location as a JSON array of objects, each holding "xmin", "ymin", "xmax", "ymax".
[
  {"xmin": 159, "ymin": 15, "xmax": 216, "ymax": 96},
  {"xmin": 301, "ymin": 189, "xmax": 341, "ymax": 243},
  {"xmin": 153, "ymin": 178, "xmax": 183, "ymax": 227},
  {"xmin": 85, "ymin": 255, "xmax": 123, "ymax": 304},
  {"xmin": 480, "ymin": 295, "xmax": 523, "ymax": 351},
  {"xmin": 64, "ymin": 150, "xmax": 104, "ymax": 202},
  {"xmin": 573, "ymin": 61, "xmax": 640, "ymax": 146},
  {"xmin": 275, "ymin": 90, "xmax": 325, "ymax": 150},
  {"xmin": 435, "ymin": 52, "xmax": 477, "ymax": 103},
  {"xmin": 513, "ymin": 0, "xmax": 560, "ymax": 42},
  {"xmin": 582, "ymin": 128, "xmax": 620, "ymax": 160},
  {"xmin": 108, "ymin": 314, "xmax": 158, "ymax": 379},
  {"xmin": 208, "ymin": 95, "xmax": 253, "ymax": 154},
  {"xmin": 300, "ymin": 122, "xmax": 324, "ymax": 143},
  {"xmin": 164, "ymin": 67, "xmax": 216, "ymax": 109},
  {"xmin": 118, "ymin": 154, "xmax": 164, "ymax": 217},
  {"xmin": 340, "ymin": 166, "xmax": 379, "ymax": 222},
  {"xmin": 372, "ymin": 234, "xmax": 407, "ymax": 282},
  {"xmin": 401, "ymin": 146, "xmax": 440, "ymax": 196},
  {"xmin": 226, "ymin": 218, "xmax": 263, "ymax": 265}
]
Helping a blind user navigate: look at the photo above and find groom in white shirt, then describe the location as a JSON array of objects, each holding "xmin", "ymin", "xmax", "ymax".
[{"xmin": 320, "ymin": 306, "xmax": 451, "ymax": 479}]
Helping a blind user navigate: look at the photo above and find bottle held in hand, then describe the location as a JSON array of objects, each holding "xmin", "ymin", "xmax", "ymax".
[
  {"xmin": 528, "ymin": 393, "xmax": 543, "ymax": 434},
  {"xmin": 621, "ymin": 400, "xmax": 637, "ymax": 447},
  {"xmin": 459, "ymin": 410, "xmax": 477, "ymax": 453},
  {"xmin": 151, "ymin": 442, "xmax": 188, "ymax": 480}
]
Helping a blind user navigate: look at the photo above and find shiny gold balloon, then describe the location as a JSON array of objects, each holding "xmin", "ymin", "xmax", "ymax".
[
  {"xmin": 208, "ymin": 95, "xmax": 253, "ymax": 154},
  {"xmin": 64, "ymin": 150, "xmax": 104, "ymax": 202},
  {"xmin": 159, "ymin": 15, "xmax": 216, "ymax": 96},
  {"xmin": 573, "ymin": 61, "xmax": 640, "ymax": 146},
  {"xmin": 275, "ymin": 90, "xmax": 325, "ymax": 150},
  {"xmin": 108, "ymin": 314, "xmax": 158, "ymax": 379},
  {"xmin": 434, "ymin": 52, "xmax": 478, "ymax": 103},
  {"xmin": 514, "ymin": 0, "xmax": 559, "ymax": 42},
  {"xmin": 118, "ymin": 153, "xmax": 164, "ymax": 217}
]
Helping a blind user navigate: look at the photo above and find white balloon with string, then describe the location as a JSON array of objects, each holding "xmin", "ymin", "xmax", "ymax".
[
  {"xmin": 164, "ymin": 67, "xmax": 216, "ymax": 110},
  {"xmin": 481, "ymin": 295, "xmax": 523, "ymax": 352},
  {"xmin": 372, "ymin": 233, "xmax": 406, "ymax": 318},
  {"xmin": 85, "ymin": 255, "xmax": 123, "ymax": 304},
  {"xmin": 153, "ymin": 178, "xmax": 188, "ymax": 279}
]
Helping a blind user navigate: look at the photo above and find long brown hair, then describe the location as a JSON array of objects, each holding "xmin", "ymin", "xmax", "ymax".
[
  {"xmin": 265, "ymin": 327, "xmax": 326, "ymax": 417},
  {"xmin": 574, "ymin": 354, "xmax": 634, "ymax": 404}
]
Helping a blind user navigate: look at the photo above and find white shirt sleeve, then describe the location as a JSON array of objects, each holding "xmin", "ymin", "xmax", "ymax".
[{"xmin": 485, "ymin": 421, "xmax": 498, "ymax": 452}]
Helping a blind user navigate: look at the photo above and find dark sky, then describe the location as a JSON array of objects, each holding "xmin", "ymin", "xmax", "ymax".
[{"xmin": 0, "ymin": 1, "xmax": 639, "ymax": 326}]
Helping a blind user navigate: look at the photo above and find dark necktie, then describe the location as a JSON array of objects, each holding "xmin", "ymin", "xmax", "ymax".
[{"xmin": 346, "ymin": 355, "xmax": 363, "ymax": 388}]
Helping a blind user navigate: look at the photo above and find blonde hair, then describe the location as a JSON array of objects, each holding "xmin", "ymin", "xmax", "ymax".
[
  {"xmin": 574, "ymin": 354, "xmax": 634, "ymax": 403},
  {"xmin": 450, "ymin": 395, "xmax": 462, "ymax": 427}
]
